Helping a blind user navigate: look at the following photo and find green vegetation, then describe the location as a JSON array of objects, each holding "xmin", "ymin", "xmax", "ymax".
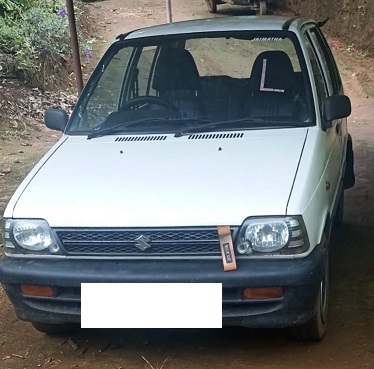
[
  {"xmin": 357, "ymin": 50, "xmax": 370, "ymax": 58},
  {"xmin": 0, "ymin": 0, "xmax": 35, "ymax": 20},
  {"xmin": 0, "ymin": 0, "xmax": 89, "ymax": 90}
]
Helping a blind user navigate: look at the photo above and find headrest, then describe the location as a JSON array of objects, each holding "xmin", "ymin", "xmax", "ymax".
[
  {"xmin": 152, "ymin": 48, "xmax": 201, "ymax": 92},
  {"xmin": 250, "ymin": 51, "xmax": 295, "ymax": 93}
]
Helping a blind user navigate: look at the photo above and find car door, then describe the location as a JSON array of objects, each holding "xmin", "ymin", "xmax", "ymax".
[{"xmin": 302, "ymin": 26, "xmax": 345, "ymax": 211}]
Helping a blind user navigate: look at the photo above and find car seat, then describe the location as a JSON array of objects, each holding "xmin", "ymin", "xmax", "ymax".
[
  {"xmin": 245, "ymin": 50, "xmax": 299, "ymax": 120},
  {"xmin": 152, "ymin": 48, "xmax": 204, "ymax": 119}
]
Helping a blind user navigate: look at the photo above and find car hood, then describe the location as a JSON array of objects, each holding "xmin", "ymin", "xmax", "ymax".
[{"xmin": 12, "ymin": 129, "xmax": 308, "ymax": 227}]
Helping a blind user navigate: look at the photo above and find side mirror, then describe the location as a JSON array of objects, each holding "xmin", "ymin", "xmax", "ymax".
[
  {"xmin": 44, "ymin": 109, "xmax": 69, "ymax": 132},
  {"xmin": 322, "ymin": 95, "xmax": 351, "ymax": 129}
]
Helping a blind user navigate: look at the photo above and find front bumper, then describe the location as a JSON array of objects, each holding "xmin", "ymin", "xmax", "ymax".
[{"xmin": 0, "ymin": 244, "xmax": 325, "ymax": 328}]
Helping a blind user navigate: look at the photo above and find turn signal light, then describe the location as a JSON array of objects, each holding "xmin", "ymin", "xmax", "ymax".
[
  {"xmin": 20, "ymin": 284, "xmax": 54, "ymax": 297},
  {"xmin": 243, "ymin": 287, "xmax": 284, "ymax": 300}
]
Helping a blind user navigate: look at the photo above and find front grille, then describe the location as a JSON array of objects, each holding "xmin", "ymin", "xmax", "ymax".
[{"xmin": 54, "ymin": 227, "xmax": 238, "ymax": 258}]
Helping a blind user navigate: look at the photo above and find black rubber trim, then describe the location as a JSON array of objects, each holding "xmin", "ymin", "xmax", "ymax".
[
  {"xmin": 116, "ymin": 29, "xmax": 138, "ymax": 41},
  {"xmin": 282, "ymin": 17, "xmax": 300, "ymax": 31}
]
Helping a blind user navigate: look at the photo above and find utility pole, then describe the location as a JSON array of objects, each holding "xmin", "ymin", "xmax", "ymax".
[
  {"xmin": 66, "ymin": 0, "xmax": 83, "ymax": 94},
  {"xmin": 166, "ymin": 0, "xmax": 172, "ymax": 23}
]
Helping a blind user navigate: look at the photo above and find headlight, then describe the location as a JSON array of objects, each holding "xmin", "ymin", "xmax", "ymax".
[
  {"xmin": 237, "ymin": 216, "xmax": 309, "ymax": 256},
  {"xmin": 3, "ymin": 219, "xmax": 60, "ymax": 255}
]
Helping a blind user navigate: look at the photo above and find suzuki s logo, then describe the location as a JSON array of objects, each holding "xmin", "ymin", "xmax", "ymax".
[{"xmin": 135, "ymin": 235, "xmax": 151, "ymax": 251}]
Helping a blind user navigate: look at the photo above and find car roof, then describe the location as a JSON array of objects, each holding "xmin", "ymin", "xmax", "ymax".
[{"xmin": 123, "ymin": 16, "xmax": 316, "ymax": 40}]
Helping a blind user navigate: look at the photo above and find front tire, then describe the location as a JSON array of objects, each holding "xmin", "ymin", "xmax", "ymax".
[
  {"xmin": 256, "ymin": 1, "xmax": 267, "ymax": 15},
  {"xmin": 291, "ymin": 243, "xmax": 329, "ymax": 341},
  {"xmin": 344, "ymin": 134, "xmax": 355, "ymax": 189},
  {"xmin": 205, "ymin": 0, "xmax": 217, "ymax": 13},
  {"xmin": 334, "ymin": 190, "xmax": 344, "ymax": 227}
]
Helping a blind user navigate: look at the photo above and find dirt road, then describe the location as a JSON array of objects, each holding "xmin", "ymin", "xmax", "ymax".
[{"xmin": 1, "ymin": 0, "xmax": 374, "ymax": 368}]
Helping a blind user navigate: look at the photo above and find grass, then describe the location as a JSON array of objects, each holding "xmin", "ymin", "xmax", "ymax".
[{"xmin": 0, "ymin": 129, "xmax": 25, "ymax": 141}]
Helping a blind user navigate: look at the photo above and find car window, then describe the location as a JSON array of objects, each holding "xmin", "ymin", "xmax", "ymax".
[
  {"xmin": 307, "ymin": 27, "xmax": 342, "ymax": 95},
  {"xmin": 134, "ymin": 46, "xmax": 158, "ymax": 97},
  {"xmin": 74, "ymin": 47, "xmax": 133, "ymax": 130},
  {"xmin": 307, "ymin": 31, "xmax": 334, "ymax": 95},
  {"xmin": 302, "ymin": 33, "xmax": 328, "ymax": 108}
]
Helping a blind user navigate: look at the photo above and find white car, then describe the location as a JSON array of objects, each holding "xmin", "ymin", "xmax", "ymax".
[{"xmin": 0, "ymin": 16, "xmax": 355, "ymax": 340}]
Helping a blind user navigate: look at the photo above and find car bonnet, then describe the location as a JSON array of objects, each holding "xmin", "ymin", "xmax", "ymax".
[{"xmin": 11, "ymin": 128, "xmax": 308, "ymax": 227}]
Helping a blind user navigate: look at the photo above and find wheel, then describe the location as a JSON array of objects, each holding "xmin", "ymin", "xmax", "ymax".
[
  {"xmin": 291, "ymin": 243, "xmax": 329, "ymax": 341},
  {"xmin": 334, "ymin": 190, "xmax": 344, "ymax": 227},
  {"xmin": 121, "ymin": 96, "xmax": 179, "ymax": 113},
  {"xmin": 205, "ymin": 0, "xmax": 217, "ymax": 13},
  {"xmin": 31, "ymin": 322, "xmax": 79, "ymax": 335},
  {"xmin": 256, "ymin": 1, "xmax": 267, "ymax": 15}
]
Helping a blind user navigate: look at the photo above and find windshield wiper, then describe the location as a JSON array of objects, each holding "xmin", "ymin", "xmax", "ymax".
[
  {"xmin": 174, "ymin": 117, "xmax": 265, "ymax": 137},
  {"xmin": 87, "ymin": 117, "xmax": 210, "ymax": 140},
  {"xmin": 174, "ymin": 118, "xmax": 308, "ymax": 137},
  {"xmin": 87, "ymin": 118, "xmax": 168, "ymax": 139}
]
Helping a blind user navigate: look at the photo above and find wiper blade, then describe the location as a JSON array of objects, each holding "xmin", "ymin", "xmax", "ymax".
[
  {"xmin": 174, "ymin": 118, "xmax": 308, "ymax": 137},
  {"xmin": 87, "ymin": 117, "xmax": 210, "ymax": 140},
  {"xmin": 87, "ymin": 118, "xmax": 167, "ymax": 139},
  {"xmin": 174, "ymin": 118, "xmax": 265, "ymax": 137}
]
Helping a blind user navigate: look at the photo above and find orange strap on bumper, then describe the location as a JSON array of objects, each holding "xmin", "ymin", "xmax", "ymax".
[{"xmin": 217, "ymin": 226, "xmax": 237, "ymax": 272}]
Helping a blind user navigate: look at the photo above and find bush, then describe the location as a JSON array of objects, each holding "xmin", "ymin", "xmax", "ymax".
[
  {"xmin": 0, "ymin": 1, "xmax": 89, "ymax": 90},
  {"xmin": 0, "ymin": 0, "xmax": 33, "ymax": 20},
  {"xmin": 26, "ymin": 7, "xmax": 72, "ymax": 55},
  {"xmin": 0, "ymin": 0, "xmax": 62, "ymax": 19},
  {"xmin": 0, "ymin": 17, "xmax": 27, "ymax": 53}
]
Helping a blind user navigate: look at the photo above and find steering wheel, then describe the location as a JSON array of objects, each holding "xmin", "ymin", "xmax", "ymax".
[{"xmin": 121, "ymin": 96, "xmax": 180, "ymax": 113}]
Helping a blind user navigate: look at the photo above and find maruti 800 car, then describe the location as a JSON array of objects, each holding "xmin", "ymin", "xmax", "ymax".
[{"xmin": 0, "ymin": 16, "xmax": 355, "ymax": 340}]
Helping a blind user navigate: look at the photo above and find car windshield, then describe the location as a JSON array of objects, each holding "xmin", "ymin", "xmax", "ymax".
[{"xmin": 67, "ymin": 31, "xmax": 314, "ymax": 136}]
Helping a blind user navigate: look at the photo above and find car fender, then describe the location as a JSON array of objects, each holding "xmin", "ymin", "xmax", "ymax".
[
  {"xmin": 3, "ymin": 136, "xmax": 68, "ymax": 219},
  {"xmin": 287, "ymin": 127, "xmax": 330, "ymax": 250}
]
